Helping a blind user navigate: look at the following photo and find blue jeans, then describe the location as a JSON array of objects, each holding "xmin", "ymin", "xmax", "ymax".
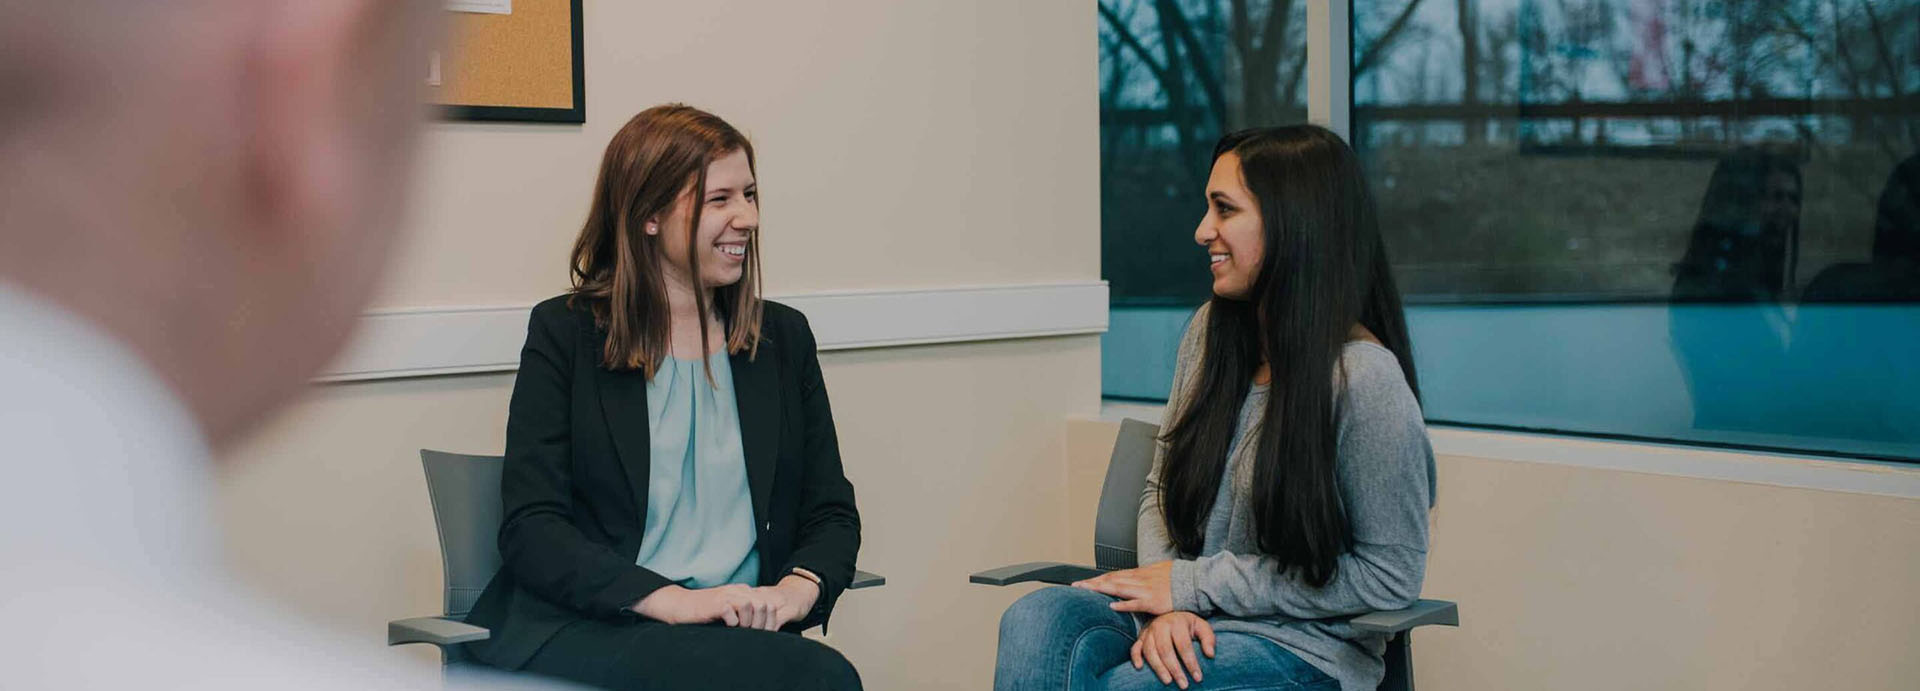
[{"xmin": 993, "ymin": 586, "xmax": 1338, "ymax": 691}]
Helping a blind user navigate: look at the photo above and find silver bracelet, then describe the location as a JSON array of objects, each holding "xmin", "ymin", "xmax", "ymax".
[{"xmin": 788, "ymin": 567, "xmax": 823, "ymax": 588}]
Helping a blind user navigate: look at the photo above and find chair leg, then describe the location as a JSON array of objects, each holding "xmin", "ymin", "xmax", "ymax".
[{"xmin": 1378, "ymin": 631, "xmax": 1413, "ymax": 691}]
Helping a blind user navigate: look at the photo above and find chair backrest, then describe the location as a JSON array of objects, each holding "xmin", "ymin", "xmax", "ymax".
[
  {"xmin": 420, "ymin": 450, "xmax": 505, "ymax": 619},
  {"xmin": 1092, "ymin": 418, "xmax": 1161, "ymax": 571}
]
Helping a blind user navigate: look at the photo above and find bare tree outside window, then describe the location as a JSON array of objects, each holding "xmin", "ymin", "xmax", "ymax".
[
  {"xmin": 1101, "ymin": 0, "xmax": 1309, "ymax": 304},
  {"xmin": 1352, "ymin": 0, "xmax": 1918, "ymax": 301}
]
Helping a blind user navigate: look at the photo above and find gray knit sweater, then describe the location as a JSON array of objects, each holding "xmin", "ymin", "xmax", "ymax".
[{"xmin": 1138, "ymin": 304, "xmax": 1436, "ymax": 691}]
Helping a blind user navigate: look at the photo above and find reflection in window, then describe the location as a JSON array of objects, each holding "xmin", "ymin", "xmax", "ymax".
[{"xmin": 1352, "ymin": 0, "xmax": 1918, "ymax": 459}]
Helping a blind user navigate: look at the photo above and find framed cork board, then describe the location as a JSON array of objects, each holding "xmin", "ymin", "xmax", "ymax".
[{"xmin": 431, "ymin": 0, "xmax": 585, "ymax": 123}]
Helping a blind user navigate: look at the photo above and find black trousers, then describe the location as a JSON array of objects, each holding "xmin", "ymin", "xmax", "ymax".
[{"xmin": 517, "ymin": 619, "xmax": 863, "ymax": 691}]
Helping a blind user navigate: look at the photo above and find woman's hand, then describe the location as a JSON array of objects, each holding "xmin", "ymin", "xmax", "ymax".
[
  {"xmin": 755, "ymin": 575, "xmax": 821, "ymax": 630},
  {"xmin": 632, "ymin": 585, "xmax": 718, "ymax": 624},
  {"xmin": 722, "ymin": 585, "xmax": 782, "ymax": 631},
  {"xmin": 1072, "ymin": 560, "xmax": 1175, "ymax": 616},
  {"xmin": 632, "ymin": 584, "xmax": 745, "ymax": 625},
  {"xmin": 630, "ymin": 578, "xmax": 821, "ymax": 631},
  {"xmin": 1131, "ymin": 611, "xmax": 1216, "ymax": 689},
  {"xmin": 631, "ymin": 584, "xmax": 769, "ymax": 627}
]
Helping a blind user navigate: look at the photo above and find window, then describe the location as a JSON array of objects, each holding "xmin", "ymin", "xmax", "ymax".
[
  {"xmin": 1101, "ymin": 0, "xmax": 1920, "ymax": 461},
  {"xmin": 1099, "ymin": 0, "xmax": 1309, "ymax": 399},
  {"xmin": 1352, "ymin": 0, "xmax": 1918, "ymax": 459}
]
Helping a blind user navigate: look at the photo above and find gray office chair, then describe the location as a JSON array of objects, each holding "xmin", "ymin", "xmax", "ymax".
[
  {"xmin": 970, "ymin": 419, "xmax": 1457, "ymax": 691},
  {"xmin": 389, "ymin": 450, "xmax": 886, "ymax": 666}
]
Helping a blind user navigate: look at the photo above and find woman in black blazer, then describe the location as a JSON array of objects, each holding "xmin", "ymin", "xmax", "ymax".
[{"xmin": 463, "ymin": 104, "xmax": 863, "ymax": 690}]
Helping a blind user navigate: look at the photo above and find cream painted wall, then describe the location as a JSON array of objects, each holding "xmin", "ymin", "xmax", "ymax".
[
  {"xmin": 381, "ymin": 0, "xmax": 1098, "ymax": 308},
  {"xmin": 217, "ymin": 1, "xmax": 1100, "ymax": 688},
  {"xmin": 789, "ymin": 338, "xmax": 1099, "ymax": 690},
  {"xmin": 219, "ymin": 373, "xmax": 516, "ymax": 646},
  {"xmin": 1064, "ymin": 419, "xmax": 1920, "ymax": 690},
  {"xmin": 1413, "ymin": 453, "xmax": 1920, "ymax": 690}
]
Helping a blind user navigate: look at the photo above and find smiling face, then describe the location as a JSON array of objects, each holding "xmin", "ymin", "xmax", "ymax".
[
  {"xmin": 1195, "ymin": 151, "xmax": 1267, "ymax": 300},
  {"xmin": 656, "ymin": 148, "xmax": 759, "ymax": 290}
]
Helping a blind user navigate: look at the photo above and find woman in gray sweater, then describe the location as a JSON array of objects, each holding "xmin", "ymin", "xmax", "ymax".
[{"xmin": 994, "ymin": 125, "xmax": 1434, "ymax": 691}]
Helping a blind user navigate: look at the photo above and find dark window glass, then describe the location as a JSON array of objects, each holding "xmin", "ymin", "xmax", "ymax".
[
  {"xmin": 1101, "ymin": 0, "xmax": 1919, "ymax": 461},
  {"xmin": 1352, "ymin": 0, "xmax": 1918, "ymax": 459}
]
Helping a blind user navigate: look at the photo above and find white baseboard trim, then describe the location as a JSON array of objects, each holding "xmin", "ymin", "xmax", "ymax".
[
  {"xmin": 320, "ymin": 281, "xmax": 1108, "ymax": 383},
  {"xmin": 1097, "ymin": 400, "xmax": 1920, "ymax": 499},
  {"xmin": 1423, "ymin": 426, "xmax": 1920, "ymax": 500}
]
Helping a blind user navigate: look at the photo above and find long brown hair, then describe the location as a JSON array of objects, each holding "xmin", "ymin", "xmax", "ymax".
[{"xmin": 568, "ymin": 104, "xmax": 764, "ymax": 376}]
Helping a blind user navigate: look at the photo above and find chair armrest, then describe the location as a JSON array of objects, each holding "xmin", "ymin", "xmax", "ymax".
[
  {"xmin": 850, "ymin": 569, "xmax": 886, "ymax": 589},
  {"xmin": 1349, "ymin": 599, "xmax": 1459, "ymax": 634},
  {"xmin": 388, "ymin": 616, "xmax": 490, "ymax": 647},
  {"xmin": 969, "ymin": 562, "xmax": 1106, "ymax": 586}
]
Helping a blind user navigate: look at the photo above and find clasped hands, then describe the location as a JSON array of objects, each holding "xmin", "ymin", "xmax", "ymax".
[
  {"xmin": 630, "ymin": 575, "xmax": 819, "ymax": 631},
  {"xmin": 1075, "ymin": 560, "xmax": 1217, "ymax": 690}
]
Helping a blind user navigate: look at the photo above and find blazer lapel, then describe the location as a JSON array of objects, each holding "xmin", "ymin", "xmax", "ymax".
[
  {"xmin": 730, "ymin": 346, "xmax": 778, "ymax": 526},
  {"xmin": 597, "ymin": 365, "xmax": 653, "ymax": 518}
]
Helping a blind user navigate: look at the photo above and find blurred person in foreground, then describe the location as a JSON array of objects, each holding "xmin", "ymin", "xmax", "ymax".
[{"xmin": 0, "ymin": 1, "xmax": 556, "ymax": 687}]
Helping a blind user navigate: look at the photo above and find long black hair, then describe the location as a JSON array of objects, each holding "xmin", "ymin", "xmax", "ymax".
[
  {"xmin": 1672, "ymin": 148, "xmax": 1802, "ymax": 302},
  {"xmin": 1159, "ymin": 125, "xmax": 1418, "ymax": 588}
]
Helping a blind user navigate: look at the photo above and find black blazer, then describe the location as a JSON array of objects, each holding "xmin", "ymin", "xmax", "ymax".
[{"xmin": 464, "ymin": 295, "xmax": 862, "ymax": 670}]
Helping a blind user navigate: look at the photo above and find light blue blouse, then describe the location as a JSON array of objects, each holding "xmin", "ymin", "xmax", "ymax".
[{"xmin": 633, "ymin": 352, "xmax": 760, "ymax": 589}]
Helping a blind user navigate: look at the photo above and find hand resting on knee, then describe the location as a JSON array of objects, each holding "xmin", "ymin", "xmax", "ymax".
[{"xmin": 630, "ymin": 576, "xmax": 821, "ymax": 631}]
